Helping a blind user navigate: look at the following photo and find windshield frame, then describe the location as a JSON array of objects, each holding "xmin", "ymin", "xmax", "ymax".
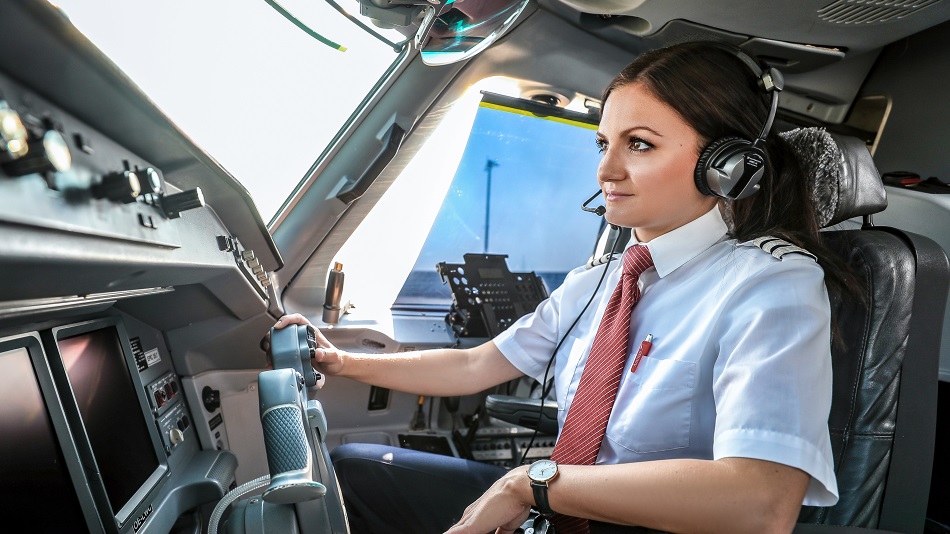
[{"xmin": 268, "ymin": 45, "xmax": 415, "ymax": 230}]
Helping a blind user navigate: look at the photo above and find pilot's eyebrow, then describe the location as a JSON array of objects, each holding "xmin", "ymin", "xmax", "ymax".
[{"xmin": 596, "ymin": 125, "xmax": 664, "ymax": 138}]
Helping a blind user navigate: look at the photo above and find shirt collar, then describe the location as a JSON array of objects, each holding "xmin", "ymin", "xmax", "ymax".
[{"xmin": 630, "ymin": 207, "xmax": 728, "ymax": 278}]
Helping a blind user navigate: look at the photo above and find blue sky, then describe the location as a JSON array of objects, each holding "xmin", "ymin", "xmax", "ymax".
[{"xmin": 411, "ymin": 105, "xmax": 605, "ymax": 274}]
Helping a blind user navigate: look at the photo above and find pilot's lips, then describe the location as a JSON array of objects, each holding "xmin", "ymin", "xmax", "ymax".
[{"xmin": 605, "ymin": 191, "xmax": 633, "ymax": 201}]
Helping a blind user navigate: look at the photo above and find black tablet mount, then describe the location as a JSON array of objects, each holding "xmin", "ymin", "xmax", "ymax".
[{"xmin": 436, "ymin": 253, "xmax": 548, "ymax": 339}]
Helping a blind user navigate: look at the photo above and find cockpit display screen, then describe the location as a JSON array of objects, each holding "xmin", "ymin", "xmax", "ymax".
[
  {"xmin": 59, "ymin": 327, "xmax": 160, "ymax": 517},
  {"xmin": 0, "ymin": 345, "xmax": 87, "ymax": 532}
]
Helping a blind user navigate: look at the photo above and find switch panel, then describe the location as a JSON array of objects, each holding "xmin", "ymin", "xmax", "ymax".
[
  {"xmin": 0, "ymin": 70, "xmax": 179, "ymax": 248},
  {"xmin": 157, "ymin": 402, "xmax": 189, "ymax": 454},
  {"xmin": 147, "ymin": 372, "xmax": 181, "ymax": 416}
]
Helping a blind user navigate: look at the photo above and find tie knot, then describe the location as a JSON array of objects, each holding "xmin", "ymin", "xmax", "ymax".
[{"xmin": 622, "ymin": 245, "xmax": 653, "ymax": 278}]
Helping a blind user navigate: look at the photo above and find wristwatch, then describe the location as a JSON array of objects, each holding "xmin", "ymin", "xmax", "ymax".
[{"xmin": 527, "ymin": 459, "xmax": 559, "ymax": 517}]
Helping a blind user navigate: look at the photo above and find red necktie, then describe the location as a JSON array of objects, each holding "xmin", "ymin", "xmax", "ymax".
[{"xmin": 550, "ymin": 244, "xmax": 654, "ymax": 534}]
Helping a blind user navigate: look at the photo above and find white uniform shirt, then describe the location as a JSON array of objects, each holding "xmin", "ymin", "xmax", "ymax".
[{"xmin": 494, "ymin": 207, "xmax": 839, "ymax": 506}]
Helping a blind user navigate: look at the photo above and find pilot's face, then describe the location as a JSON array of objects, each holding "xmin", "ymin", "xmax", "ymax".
[{"xmin": 596, "ymin": 82, "xmax": 718, "ymax": 242}]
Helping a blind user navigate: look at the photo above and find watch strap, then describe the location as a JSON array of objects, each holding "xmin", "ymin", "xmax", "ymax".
[{"xmin": 531, "ymin": 480, "xmax": 554, "ymax": 517}]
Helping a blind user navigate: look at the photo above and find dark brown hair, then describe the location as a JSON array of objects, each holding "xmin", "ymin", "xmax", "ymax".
[{"xmin": 603, "ymin": 41, "xmax": 861, "ymax": 306}]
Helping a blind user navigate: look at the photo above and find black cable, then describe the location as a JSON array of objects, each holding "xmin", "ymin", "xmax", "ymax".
[
  {"xmin": 519, "ymin": 233, "xmax": 624, "ymax": 465},
  {"xmin": 264, "ymin": 0, "xmax": 347, "ymax": 51},
  {"xmin": 322, "ymin": 0, "xmax": 414, "ymax": 52},
  {"xmin": 428, "ymin": 395, "xmax": 434, "ymax": 430},
  {"xmin": 265, "ymin": 0, "xmax": 413, "ymax": 53}
]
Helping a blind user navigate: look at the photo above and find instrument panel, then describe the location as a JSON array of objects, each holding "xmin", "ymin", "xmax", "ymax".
[
  {"xmin": 0, "ymin": 3, "xmax": 281, "ymax": 532},
  {"xmin": 0, "ymin": 314, "xmax": 238, "ymax": 533}
]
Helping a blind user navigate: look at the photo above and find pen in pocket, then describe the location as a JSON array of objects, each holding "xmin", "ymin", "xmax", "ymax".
[{"xmin": 630, "ymin": 333, "xmax": 653, "ymax": 373}]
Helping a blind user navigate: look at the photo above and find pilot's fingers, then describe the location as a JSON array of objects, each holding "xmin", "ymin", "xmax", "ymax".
[
  {"xmin": 313, "ymin": 347, "xmax": 332, "ymax": 363},
  {"xmin": 274, "ymin": 313, "xmax": 310, "ymax": 330},
  {"xmin": 313, "ymin": 346, "xmax": 345, "ymax": 375},
  {"xmin": 272, "ymin": 315, "xmax": 336, "ymax": 352},
  {"xmin": 311, "ymin": 326, "xmax": 334, "ymax": 348}
]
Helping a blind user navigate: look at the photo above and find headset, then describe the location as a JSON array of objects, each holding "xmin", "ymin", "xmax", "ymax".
[{"xmin": 694, "ymin": 44, "xmax": 785, "ymax": 200}]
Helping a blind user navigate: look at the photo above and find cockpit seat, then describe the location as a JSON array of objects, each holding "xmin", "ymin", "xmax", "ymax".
[{"xmin": 790, "ymin": 130, "xmax": 948, "ymax": 532}]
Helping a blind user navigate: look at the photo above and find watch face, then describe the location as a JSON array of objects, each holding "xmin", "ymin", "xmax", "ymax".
[{"xmin": 528, "ymin": 459, "xmax": 558, "ymax": 482}]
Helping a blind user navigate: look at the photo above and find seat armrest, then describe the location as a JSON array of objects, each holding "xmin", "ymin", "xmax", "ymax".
[{"xmin": 485, "ymin": 394, "xmax": 558, "ymax": 435}]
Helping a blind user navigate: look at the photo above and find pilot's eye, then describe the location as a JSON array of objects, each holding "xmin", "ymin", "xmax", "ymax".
[{"xmin": 629, "ymin": 137, "xmax": 654, "ymax": 152}]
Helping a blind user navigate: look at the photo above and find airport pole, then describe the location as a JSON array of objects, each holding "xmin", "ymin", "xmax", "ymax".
[{"xmin": 484, "ymin": 159, "xmax": 499, "ymax": 254}]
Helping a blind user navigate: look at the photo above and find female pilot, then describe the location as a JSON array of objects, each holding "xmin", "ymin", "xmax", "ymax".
[{"xmin": 273, "ymin": 41, "xmax": 856, "ymax": 533}]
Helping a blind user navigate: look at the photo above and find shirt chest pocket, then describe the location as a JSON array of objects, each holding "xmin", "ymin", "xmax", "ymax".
[{"xmin": 606, "ymin": 357, "xmax": 697, "ymax": 454}]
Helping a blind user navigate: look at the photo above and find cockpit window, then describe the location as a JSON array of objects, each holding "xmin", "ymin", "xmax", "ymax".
[
  {"xmin": 51, "ymin": 0, "xmax": 403, "ymax": 223},
  {"xmin": 392, "ymin": 97, "xmax": 604, "ymax": 308},
  {"xmin": 331, "ymin": 88, "xmax": 604, "ymax": 317}
]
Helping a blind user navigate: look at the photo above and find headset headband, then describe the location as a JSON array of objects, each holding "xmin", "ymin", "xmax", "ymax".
[{"xmin": 709, "ymin": 43, "xmax": 785, "ymax": 147}]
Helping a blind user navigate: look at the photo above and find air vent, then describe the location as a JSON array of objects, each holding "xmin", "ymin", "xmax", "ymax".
[{"xmin": 818, "ymin": 0, "xmax": 942, "ymax": 24}]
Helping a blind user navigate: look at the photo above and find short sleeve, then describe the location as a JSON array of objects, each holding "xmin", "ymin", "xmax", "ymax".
[
  {"xmin": 493, "ymin": 296, "xmax": 560, "ymax": 382},
  {"xmin": 712, "ymin": 257, "xmax": 839, "ymax": 506},
  {"xmin": 493, "ymin": 267, "xmax": 580, "ymax": 382}
]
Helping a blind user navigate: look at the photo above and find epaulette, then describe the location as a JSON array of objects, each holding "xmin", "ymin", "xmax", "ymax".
[{"xmin": 751, "ymin": 236, "xmax": 817, "ymax": 262}]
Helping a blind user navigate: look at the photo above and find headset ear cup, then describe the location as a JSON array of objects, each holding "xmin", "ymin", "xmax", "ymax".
[{"xmin": 694, "ymin": 136, "xmax": 743, "ymax": 197}]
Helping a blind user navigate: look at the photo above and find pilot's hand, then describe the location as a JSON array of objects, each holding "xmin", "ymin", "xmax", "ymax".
[
  {"xmin": 270, "ymin": 314, "xmax": 347, "ymax": 376},
  {"xmin": 444, "ymin": 466, "xmax": 532, "ymax": 534}
]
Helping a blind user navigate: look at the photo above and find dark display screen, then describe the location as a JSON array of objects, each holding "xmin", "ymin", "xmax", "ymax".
[
  {"xmin": 0, "ymin": 347, "xmax": 87, "ymax": 532},
  {"xmin": 59, "ymin": 328, "xmax": 159, "ymax": 516},
  {"xmin": 478, "ymin": 267, "xmax": 504, "ymax": 279}
]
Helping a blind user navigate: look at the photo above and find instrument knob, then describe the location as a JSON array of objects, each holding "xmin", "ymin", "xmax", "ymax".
[
  {"xmin": 0, "ymin": 101, "xmax": 28, "ymax": 160},
  {"xmin": 1, "ymin": 129, "xmax": 71, "ymax": 177},
  {"xmin": 92, "ymin": 170, "xmax": 141, "ymax": 203},
  {"xmin": 139, "ymin": 167, "xmax": 162, "ymax": 195},
  {"xmin": 161, "ymin": 187, "xmax": 205, "ymax": 218},
  {"xmin": 169, "ymin": 428, "xmax": 185, "ymax": 446}
]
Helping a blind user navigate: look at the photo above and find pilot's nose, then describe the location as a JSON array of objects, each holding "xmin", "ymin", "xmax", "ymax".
[{"xmin": 597, "ymin": 146, "xmax": 625, "ymax": 183}]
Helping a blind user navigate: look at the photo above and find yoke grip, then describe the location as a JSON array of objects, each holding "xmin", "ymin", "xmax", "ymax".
[{"xmin": 258, "ymin": 368, "xmax": 326, "ymax": 504}]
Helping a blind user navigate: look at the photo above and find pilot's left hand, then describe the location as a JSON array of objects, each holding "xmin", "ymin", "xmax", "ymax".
[
  {"xmin": 444, "ymin": 465, "xmax": 532, "ymax": 534},
  {"xmin": 262, "ymin": 314, "xmax": 347, "ymax": 376}
]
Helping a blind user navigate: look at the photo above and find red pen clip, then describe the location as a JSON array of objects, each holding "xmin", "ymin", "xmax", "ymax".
[{"xmin": 630, "ymin": 334, "xmax": 653, "ymax": 373}]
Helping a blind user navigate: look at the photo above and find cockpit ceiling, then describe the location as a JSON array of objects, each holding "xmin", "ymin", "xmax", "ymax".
[{"xmin": 542, "ymin": 0, "xmax": 950, "ymax": 65}]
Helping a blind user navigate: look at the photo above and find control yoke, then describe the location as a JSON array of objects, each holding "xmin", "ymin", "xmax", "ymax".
[
  {"xmin": 259, "ymin": 368, "xmax": 327, "ymax": 504},
  {"xmin": 269, "ymin": 324, "xmax": 323, "ymax": 388},
  {"xmin": 259, "ymin": 324, "xmax": 328, "ymax": 504}
]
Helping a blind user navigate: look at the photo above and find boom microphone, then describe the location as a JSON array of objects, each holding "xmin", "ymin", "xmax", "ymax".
[{"xmin": 581, "ymin": 190, "xmax": 606, "ymax": 216}]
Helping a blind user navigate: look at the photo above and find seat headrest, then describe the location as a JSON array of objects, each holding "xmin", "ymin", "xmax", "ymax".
[{"xmin": 780, "ymin": 128, "xmax": 887, "ymax": 227}]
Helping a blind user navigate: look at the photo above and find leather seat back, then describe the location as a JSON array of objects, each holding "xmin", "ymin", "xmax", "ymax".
[{"xmin": 791, "ymin": 130, "xmax": 949, "ymax": 531}]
